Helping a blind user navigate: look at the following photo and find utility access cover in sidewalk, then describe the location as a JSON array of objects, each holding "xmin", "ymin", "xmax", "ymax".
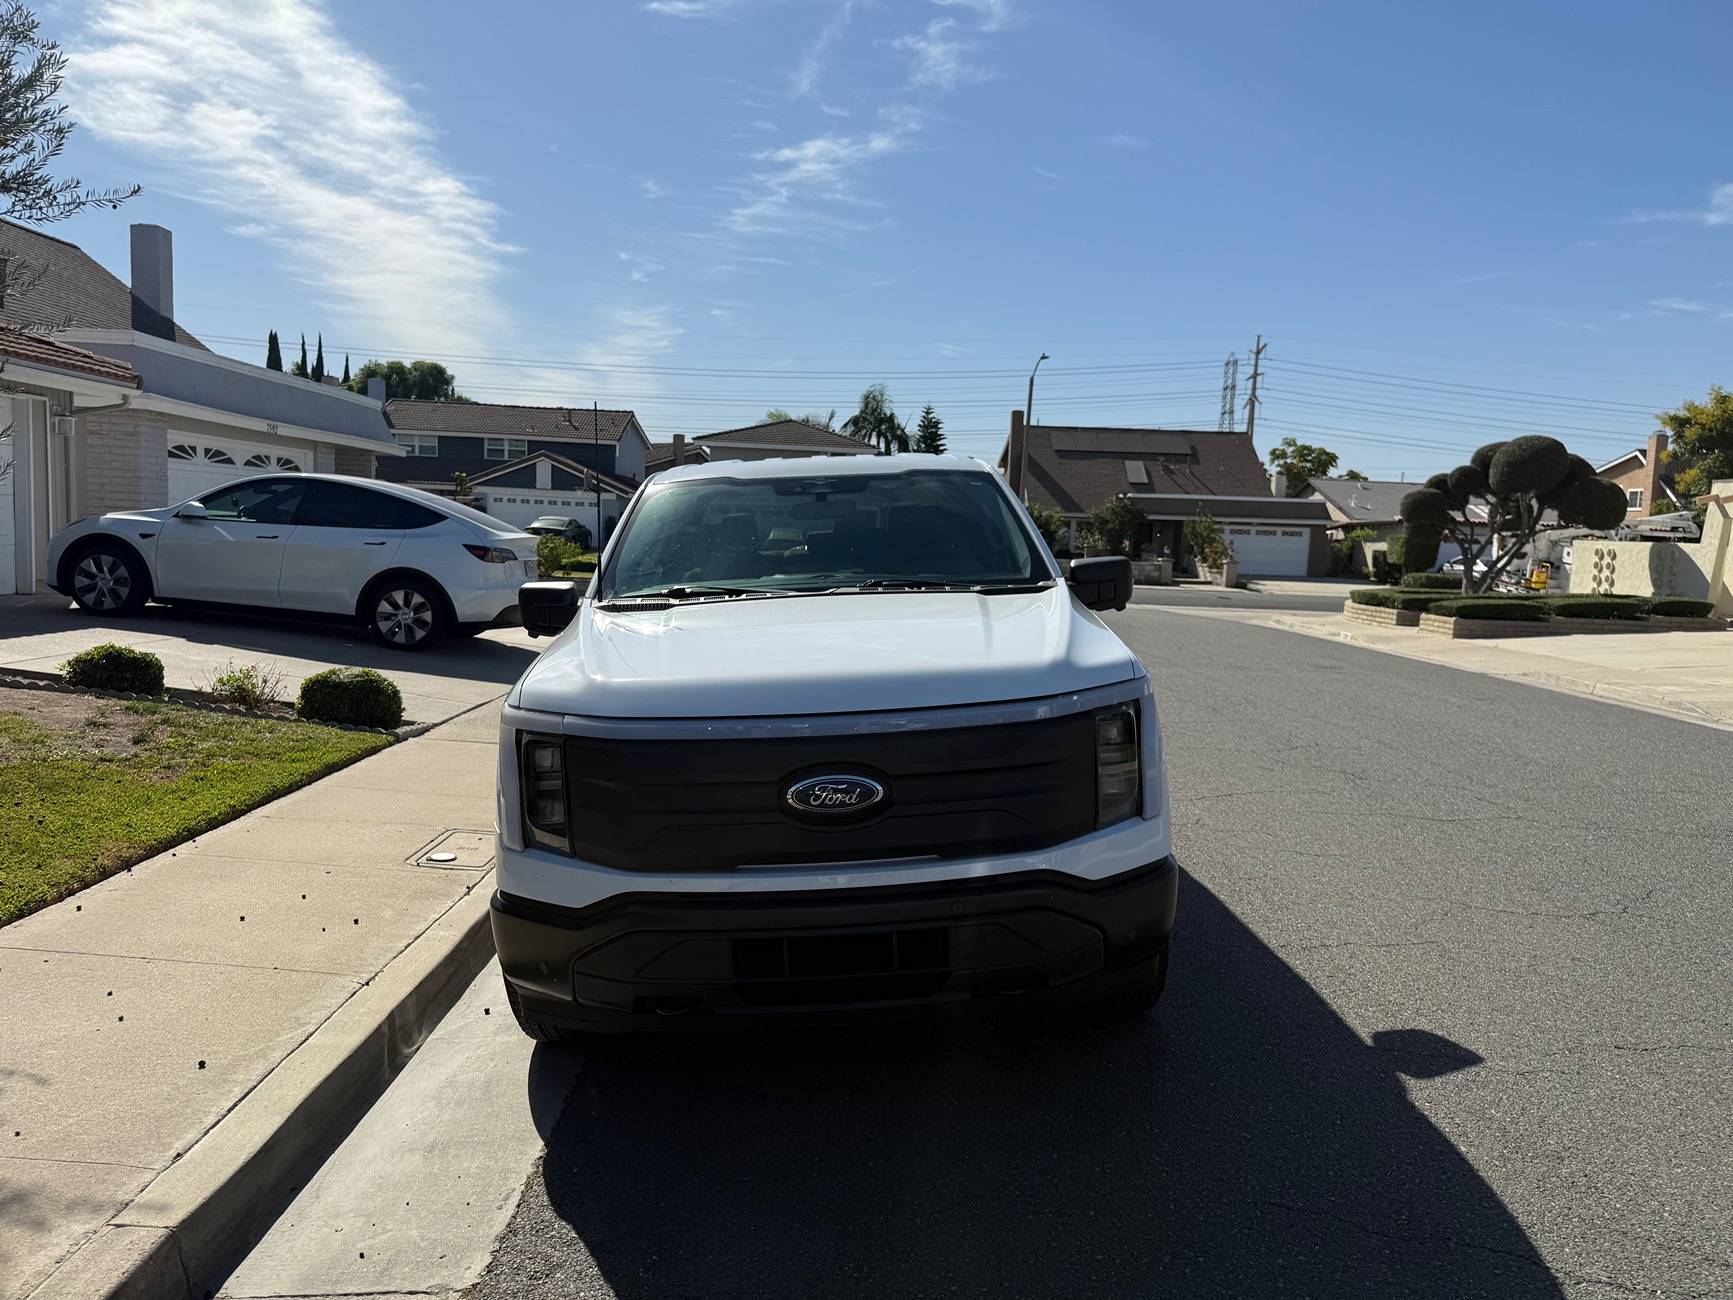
[{"xmin": 411, "ymin": 830, "xmax": 496, "ymax": 870}]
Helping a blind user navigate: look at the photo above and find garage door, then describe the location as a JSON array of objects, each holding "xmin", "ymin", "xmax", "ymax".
[
  {"xmin": 476, "ymin": 489, "xmax": 615, "ymax": 532},
  {"xmin": 167, "ymin": 438, "xmax": 306, "ymax": 505},
  {"xmin": 1224, "ymin": 525, "xmax": 1310, "ymax": 576}
]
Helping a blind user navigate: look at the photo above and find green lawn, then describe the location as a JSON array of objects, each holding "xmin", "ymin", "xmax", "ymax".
[{"xmin": 0, "ymin": 694, "xmax": 389, "ymax": 926}]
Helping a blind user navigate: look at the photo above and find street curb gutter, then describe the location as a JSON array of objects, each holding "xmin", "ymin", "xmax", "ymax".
[{"xmin": 27, "ymin": 881, "xmax": 497, "ymax": 1300}]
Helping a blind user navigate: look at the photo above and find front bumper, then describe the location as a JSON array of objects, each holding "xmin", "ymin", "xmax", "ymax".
[{"xmin": 492, "ymin": 856, "xmax": 1178, "ymax": 1033}]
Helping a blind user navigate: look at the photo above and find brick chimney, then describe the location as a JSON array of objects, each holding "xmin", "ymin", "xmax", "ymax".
[
  {"xmin": 129, "ymin": 224, "xmax": 175, "ymax": 339},
  {"xmin": 1006, "ymin": 409, "xmax": 1026, "ymax": 497},
  {"xmin": 1642, "ymin": 431, "xmax": 1668, "ymax": 515},
  {"xmin": 672, "ymin": 433, "xmax": 686, "ymax": 466}
]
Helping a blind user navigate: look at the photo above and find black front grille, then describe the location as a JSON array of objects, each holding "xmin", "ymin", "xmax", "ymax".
[{"xmin": 561, "ymin": 713, "xmax": 1096, "ymax": 871}]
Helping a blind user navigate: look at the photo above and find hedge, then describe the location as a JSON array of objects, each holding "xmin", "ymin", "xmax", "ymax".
[
  {"xmin": 1431, "ymin": 598, "xmax": 1550, "ymax": 622},
  {"xmin": 1399, "ymin": 572, "xmax": 1462, "ymax": 590},
  {"xmin": 1647, "ymin": 597, "xmax": 1716, "ymax": 618},
  {"xmin": 1352, "ymin": 588, "xmax": 1535, "ymax": 612},
  {"xmin": 61, "ymin": 644, "xmax": 165, "ymax": 695},
  {"xmin": 1541, "ymin": 595, "xmax": 1648, "ymax": 620},
  {"xmin": 295, "ymin": 667, "xmax": 404, "ymax": 729}
]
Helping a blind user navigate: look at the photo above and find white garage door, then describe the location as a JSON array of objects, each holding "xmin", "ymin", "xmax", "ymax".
[
  {"xmin": 476, "ymin": 489, "xmax": 617, "ymax": 533},
  {"xmin": 166, "ymin": 438, "xmax": 306, "ymax": 505},
  {"xmin": 1224, "ymin": 525, "xmax": 1310, "ymax": 577}
]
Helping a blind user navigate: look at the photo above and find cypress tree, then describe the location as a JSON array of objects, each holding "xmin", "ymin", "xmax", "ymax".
[
  {"xmin": 312, "ymin": 333, "xmax": 326, "ymax": 382},
  {"xmin": 341, "ymin": 353, "xmax": 351, "ymax": 385},
  {"xmin": 265, "ymin": 329, "xmax": 283, "ymax": 371},
  {"xmin": 292, "ymin": 333, "xmax": 309, "ymax": 378}
]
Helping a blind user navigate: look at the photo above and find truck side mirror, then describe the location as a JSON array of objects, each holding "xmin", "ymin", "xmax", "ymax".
[
  {"xmin": 1067, "ymin": 556, "xmax": 1132, "ymax": 612},
  {"xmin": 520, "ymin": 581, "xmax": 580, "ymax": 637}
]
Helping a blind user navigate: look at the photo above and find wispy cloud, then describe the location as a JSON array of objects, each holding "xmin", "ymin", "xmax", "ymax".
[
  {"xmin": 66, "ymin": 0, "xmax": 510, "ymax": 356},
  {"xmin": 568, "ymin": 306, "xmax": 684, "ymax": 409},
  {"xmin": 1627, "ymin": 182, "xmax": 1733, "ymax": 227},
  {"xmin": 1032, "ymin": 165, "xmax": 1063, "ymax": 182},
  {"xmin": 792, "ymin": 0, "xmax": 853, "ymax": 98},
  {"xmin": 1106, "ymin": 132, "xmax": 1148, "ymax": 150},
  {"xmin": 892, "ymin": 18, "xmax": 990, "ymax": 91},
  {"xmin": 639, "ymin": 176, "xmax": 670, "ymax": 199},
  {"xmin": 645, "ymin": 0, "xmax": 738, "ymax": 17},
  {"xmin": 617, "ymin": 251, "xmax": 663, "ymax": 283},
  {"xmin": 1649, "ymin": 297, "xmax": 1709, "ymax": 313},
  {"xmin": 933, "ymin": 0, "xmax": 1015, "ymax": 32},
  {"xmin": 725, "ymin": 106, "xmax": 924, "ymax": 238}
]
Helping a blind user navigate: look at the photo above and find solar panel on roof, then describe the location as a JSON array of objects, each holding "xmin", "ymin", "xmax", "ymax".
[{"xmin": 1049, "ymin": 428, "xmax": 1192, "ymax": 456}]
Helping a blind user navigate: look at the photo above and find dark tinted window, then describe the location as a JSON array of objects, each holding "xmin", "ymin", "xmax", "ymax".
[
  {"xmin": 198, "ymin": 478, "xmax": 307, "ymax": 525},
  {"xmin": 387, "ymin": 498, "xmax": 444, "ymax": 529},
  {"xmin": 294, "ymin": 482, "xmax": 401, "ymax": 529}
]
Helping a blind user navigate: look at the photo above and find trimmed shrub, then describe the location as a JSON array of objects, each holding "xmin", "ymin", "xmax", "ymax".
[
  {"xmin": 61, "ymin": 643, "xmax": 165, "ymax": 695},
  {"xmin": 536, "ymin": 535, "xmax": 593, "ymax": 576},
  {"xmin": 296, "ymin": 667, "xmax": 404, "ymax": 729},
  {"xmin": 1542, "ymin": 595, "xmax": 1648, "ymax": 620},
  {"xmin": 1400, "ymin": 572, "xmax": 1461, "ymax": 590},
  {"xmin": 1648, "ymin": 597, "xmax": 1715, "ymax": 618},
  {"xmin": 1432, "ymin": 598, "xmax": 1549, "ymax": 621},
  {"xmin": 1350, "ymin": 588, "xmax": 1505, "ymax": 611}
]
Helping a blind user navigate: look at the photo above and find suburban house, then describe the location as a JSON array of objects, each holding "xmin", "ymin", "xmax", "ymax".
[
  {"xmin": 379, "ymin": 400, "xmax": 654, "ymax": 536},
  {"xmin": 644, "ymin": 435, "xmax": 709, "ymax": 476},
  {"xmin": 1000, "ymin": 411, "xmax": 1333, "ymax": 576},
  {"xmin": 691, "ymin": 418, "xmax": 874, "ymax": 463},
  {"xmin": 1595, "ymin": 432, "xmax": 1683, "ymax": 521},
  {"xmin": 1304, "ymin": 477, "xmax": 1414, "ymax": 545},
  {"xmin": 0, "ymin": 219, "xmax": 398, "ymax": 596}
]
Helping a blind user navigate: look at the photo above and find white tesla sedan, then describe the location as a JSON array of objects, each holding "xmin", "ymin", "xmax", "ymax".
[{"xmin": 45, "ymin": 474, "xmax": 540, "ymax": 650}]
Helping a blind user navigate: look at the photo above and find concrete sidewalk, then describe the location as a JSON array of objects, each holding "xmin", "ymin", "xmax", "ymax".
[
  {"xmin": 0, "ymin": 701, "xmax": 505, "ymax": 1298},
  {"xmin": 0, "ymin": 595, "xmax": 537, "ymax": 727},
  {"xmin": 1263, "ymin": 610, "xmax": 1733, "ymax": 730}
]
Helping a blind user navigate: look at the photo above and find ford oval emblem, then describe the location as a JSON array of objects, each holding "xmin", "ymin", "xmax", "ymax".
[{"xmin": 784, "ymin": 774, "xmax": 886, "ymax": 816}]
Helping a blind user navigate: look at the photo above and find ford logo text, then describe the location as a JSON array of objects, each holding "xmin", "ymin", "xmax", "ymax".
[{"xmin": 784, "ymin": 774, "xmax": 886, "ymax": 815}]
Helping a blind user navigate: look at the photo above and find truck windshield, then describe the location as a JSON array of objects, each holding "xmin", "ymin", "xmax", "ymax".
[{"xmin": 600, "ymin": 469, "xmax": 1052, "ymax": 599}]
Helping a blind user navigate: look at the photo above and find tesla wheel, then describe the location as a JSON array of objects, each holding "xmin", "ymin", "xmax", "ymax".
[
  {"xmin": 365, "ymin": 578, "xmax": 444, "ymax": 651},
  {"xmin": 69, "ymin": 543, "xmax": 149, "ymax": 616}
]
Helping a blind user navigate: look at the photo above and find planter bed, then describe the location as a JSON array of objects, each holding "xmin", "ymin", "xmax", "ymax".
[
  {"xmin": 1343, "ymin": 600, "xmax": 1420, "ymax": 628},
  {"xmin": 1646, "ymin": 615, "xmax": 1730, "ymax": 632},
  {"xmin": 1418, "ymin": 612, "xmax": 1558, "ymax": 639},
  {"xmin": 1547, "ymin": 615, "xmax": 1664, "ymax": 634}
]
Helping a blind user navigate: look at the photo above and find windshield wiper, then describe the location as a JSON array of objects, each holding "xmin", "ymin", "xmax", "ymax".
[
  {"xmin": 603, "ymin": 585, "xmax": 771, "ymax": 602},
  {"xmin": 851, "ymin": 578, "xmax": 1057, "ymax": 594}
]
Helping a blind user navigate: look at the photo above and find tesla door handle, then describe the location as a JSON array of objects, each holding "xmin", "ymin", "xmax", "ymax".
[
  {"xmin": 364, "ymin": 539, "xmax": 389, "ymax": 546},
  {"xmin": 254, "ymin": 534, "xmax": 280, "ymax": 540}
]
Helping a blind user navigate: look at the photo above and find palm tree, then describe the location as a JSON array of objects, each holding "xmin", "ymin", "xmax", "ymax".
[{"xmin": 842, "ymin": 383, "xmax": 909, "ymax": 455}]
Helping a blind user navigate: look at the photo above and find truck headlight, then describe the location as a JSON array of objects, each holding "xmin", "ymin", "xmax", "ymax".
[
  {"xmin": 1095, "ymin": 705, "xmax": 1141, "ymax": 827},
  {"xmin": 520, "ymin": 732, "xmax": 569, "ymax": 853}
]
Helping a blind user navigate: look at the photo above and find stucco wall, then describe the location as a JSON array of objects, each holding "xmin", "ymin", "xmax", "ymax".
[
  {"xmin": 1568, "ymin": 497, "xmax": 1733, "ymax": 613},
  {"xmin": 80, "ymin": 408, "xmax": 170, "ymax": 515}
]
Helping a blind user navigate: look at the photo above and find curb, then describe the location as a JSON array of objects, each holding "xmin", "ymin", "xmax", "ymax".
[{"xmin": 26, "ymin": 882, "xmax": 498, "ymax": 1300}]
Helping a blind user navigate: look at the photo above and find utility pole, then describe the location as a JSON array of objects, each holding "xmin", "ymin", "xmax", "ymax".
[
  {"xmin": 593, "ymin": 400, "xmax": 601, "ymax": 547},
  {"xmin": 1020, "ymin": 352, "xmax": 1049, "ymax": 503},
  {"xmin": 1218, "ymin": 353, "xmax": 1239, "ymax": 432},
  {"xmin": 1243, "ymin": 335, "xmax": 1267, "ymax": 441}
]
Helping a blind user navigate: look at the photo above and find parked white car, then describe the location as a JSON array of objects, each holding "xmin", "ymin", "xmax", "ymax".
[
  {"xmin": 491, "ymin": 454, "xmax": 1176, "ymax": 1036},
  {"xmin": 46, "ymin": 474, "xmax": 538, "ymax": 649}
]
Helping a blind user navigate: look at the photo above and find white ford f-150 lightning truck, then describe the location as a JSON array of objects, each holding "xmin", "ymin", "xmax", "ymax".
[{"xmin": 492, "ymin": 454, "xmax": 1175, "ymax": 1035}]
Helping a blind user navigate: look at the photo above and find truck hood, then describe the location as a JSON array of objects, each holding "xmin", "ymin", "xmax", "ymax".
[{"xmin": 513, "ymin": 587, "xmax": 1140, "ymax": 719}]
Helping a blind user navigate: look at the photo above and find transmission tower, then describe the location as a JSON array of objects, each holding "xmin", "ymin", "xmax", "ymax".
[{"xmin": 1218, "ymin": 353, "xmax": 1239, "ymax": 431}]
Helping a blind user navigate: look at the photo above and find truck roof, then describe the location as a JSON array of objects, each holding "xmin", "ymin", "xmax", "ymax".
[{"xmin": 651, "ymin": 452, "xmax": 994, "ymax": 485}]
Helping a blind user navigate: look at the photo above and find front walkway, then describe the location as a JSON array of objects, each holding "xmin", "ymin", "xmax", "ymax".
[{"xmin": 0, "ymin": 702, "xmax": 503, "ymax": 1297}]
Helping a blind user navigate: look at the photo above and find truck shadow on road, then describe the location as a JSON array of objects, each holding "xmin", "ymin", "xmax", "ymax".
[{"xmin": 504, "ymin": 874, "xmax": 1562, "ymax": 1298}]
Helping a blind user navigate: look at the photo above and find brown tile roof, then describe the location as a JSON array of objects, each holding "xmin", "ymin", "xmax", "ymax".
[
  {"xmin": 385, "ymin": 399, "xmax": 639, "ymax": 442},
  {"xmin": 1016, "ymin": 425, "xmax": 1324, "ymax": 519},
  {"xmin": 0, "ymin": 327, "xmax": 139, "ymax": 386},
  {"xmin": 694, "ymin": 418, "xmax": 871, "ymax": 452},
  {"xmin": 645, "ymin": 440, "xmax": 711, "ymax": 469},
  {"xmin": 0, "ymin": 219, "xmax": 204, "ymax": 347}
]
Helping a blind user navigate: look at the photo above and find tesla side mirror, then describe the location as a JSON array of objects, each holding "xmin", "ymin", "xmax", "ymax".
[
  {"xmin": 176, "ymin": 501, "xmax": 208, "ymax": 520},
  {"xmin": 1067, "ymin": 555, "xmax": 1132, "ymax": 612},
  {"xmin": 520, "ymin": 580, "xmax": 580, "ymax": 638}
]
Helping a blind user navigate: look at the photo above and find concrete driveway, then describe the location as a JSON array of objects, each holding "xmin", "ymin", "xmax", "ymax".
[{"xmin": 0, "ymin": 594, "xmax": 542, "ymax": 726}]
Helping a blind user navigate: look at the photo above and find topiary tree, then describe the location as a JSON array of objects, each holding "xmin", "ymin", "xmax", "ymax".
[{"xmin": 1400, "ymin": 437, "xmax": 1626, "ymax": 593}]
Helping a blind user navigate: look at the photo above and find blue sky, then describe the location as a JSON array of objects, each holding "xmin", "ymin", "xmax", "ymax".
[{"xmin": 36, "ymin": 0, "xmax": 1733, "ymax": 476}]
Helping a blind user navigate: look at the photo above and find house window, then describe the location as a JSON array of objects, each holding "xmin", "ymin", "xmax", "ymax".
[
  {"xmin": 485, "ymin": 437, "xmax": 528, "ymax": 460},
  {"xmin": 394, "ymin": 433, "xmax": 438, "ymax": 457},
  {"xmin": 1627, "ymin": 488, "xmax": 1643, "ymax": 508}
]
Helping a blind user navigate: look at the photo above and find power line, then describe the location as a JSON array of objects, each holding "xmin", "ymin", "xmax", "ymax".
[{"xmin": 1268, "ymin": 359, "xmax": 1665, "ymax": 414}]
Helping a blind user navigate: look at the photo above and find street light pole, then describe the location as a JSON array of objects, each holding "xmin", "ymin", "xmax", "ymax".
[{"xmin": 1020, "ymin": 352, "xmax": 1049, "ymax": 502}]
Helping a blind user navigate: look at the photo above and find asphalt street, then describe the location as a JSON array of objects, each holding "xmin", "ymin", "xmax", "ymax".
[
  {"xmin": 226, "ymin": 607, "xmax": 1732, "ymax": 1299},
  {"xmin": 1128, "ymin": 583, "xmax": 1352, "ymax": 613}
]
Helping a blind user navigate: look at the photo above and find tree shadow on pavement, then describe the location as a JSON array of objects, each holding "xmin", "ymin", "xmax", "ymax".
[{"xmin": 501, "ymin": 875, "xmax": 1563, "ymax": 1298}]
